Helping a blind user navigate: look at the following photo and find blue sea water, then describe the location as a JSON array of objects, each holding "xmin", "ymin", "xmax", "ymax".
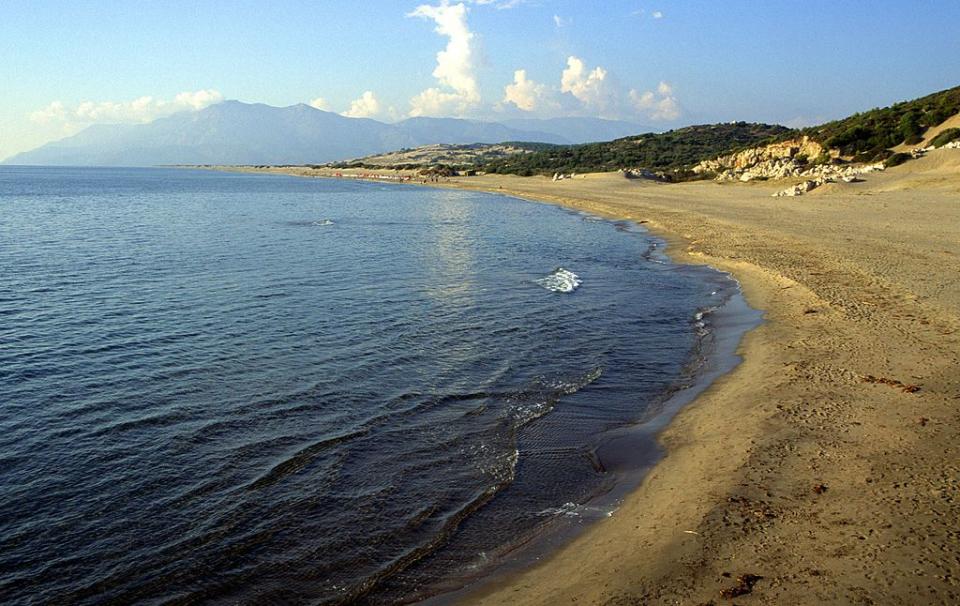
[{"xmin": 0, "ymin": 167, "xmax": 735, "ymax": 604}]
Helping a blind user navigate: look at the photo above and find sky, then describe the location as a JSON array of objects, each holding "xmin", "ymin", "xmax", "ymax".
[{"xmin": 2, "ymin": 0, "xmax": 959, "ymax": 160}]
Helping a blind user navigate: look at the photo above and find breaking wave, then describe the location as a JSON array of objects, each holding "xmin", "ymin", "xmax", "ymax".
[{"xmin": 535, "ymin": 267, "xmax": 581, "ymax": 293}]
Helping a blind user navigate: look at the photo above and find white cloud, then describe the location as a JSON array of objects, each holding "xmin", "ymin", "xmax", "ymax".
[
  {"xmin": 553, "ymin": 14, "xmax": 571, "ymax": 27},
  {"xmin": 342, "ymin": 91, "xmax": 383, "ymax": 118},
  {"xmin": 30, "ymin": 89, "xmax": 223, "ymax": 127},
  {"xmin": 560, "ymin": 56, "xmax": 620, "ymax": 116},
  {"xmin": 502, "ymin": 69, "xmax": 557, "ymax": 112},
  {"xmin": 309, "ymin": 97, "xmax": 331, "ymax": 111},
  {"xmin": 629, "ymin": 81, "xmax": 681, "ymax": 120},
  {"xmin": 470, "ymin": 0, "xmax": 524, "ymax": 8},
  {"xmin": 29, "ymin": 101, "xmax": 68, "ymax": 125},
  {"xmin": 173, "ymin": 89, "xmax": 223, "ymax": 110},
  {"xmin": 407, "ymin": 2, "xmax": 481, "ymax": 117},
  {"xmin": 652, "ymin": 10, "xmax": 663, "ymax": 19}
]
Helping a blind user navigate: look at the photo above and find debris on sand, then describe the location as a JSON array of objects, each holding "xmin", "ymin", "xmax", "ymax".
[
  {"xmin": 860, "ymin": 374, "xmax": 921, "ymax": 393},
  {"xmin": 720, "ymin": 573, "xmax": 763, "ymax": 599}
]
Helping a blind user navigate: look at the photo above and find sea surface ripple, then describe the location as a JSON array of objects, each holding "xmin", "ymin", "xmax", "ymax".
[{"xmin": 0, "ymin": 167, "xmax": 731, "ymax": 604}]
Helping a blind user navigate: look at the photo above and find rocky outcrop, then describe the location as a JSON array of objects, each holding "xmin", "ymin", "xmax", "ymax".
[
  {"xmin": 772, "ymin": 180, "xmax": 818, "ymax": 197},
  {"xmin": 697, "ymin": 128, "xmax": 960, "ymax": 200},
  {"xmin": 691, "ymin": 135, "xmax": 895, "ymax": 197},
  {"xmin": 693, "ymin": 136, "xmax": 828, "ymax": 179},
  {"xmin": 771, "ymin": 163, "xmax": 885, "ymax": 197},
  {"xmin": 619, "ymin": 168, "xmax": 669, "ymax": 181}
]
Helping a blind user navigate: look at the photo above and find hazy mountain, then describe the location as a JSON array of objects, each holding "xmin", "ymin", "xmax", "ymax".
[
  {"xmin": 4, "ymin": 101, "xmax": 660, "ymax": 166},
  {"xmin": 6, "ymin": 102, "xmax": 415, "ymax": 166},
  {"xmin": 392, "ymin": 117, "xmax": 564, "ymax": 147},
  {"xmin": 4, "ymin": 101, "xmax": 654, "ymax": 166}
]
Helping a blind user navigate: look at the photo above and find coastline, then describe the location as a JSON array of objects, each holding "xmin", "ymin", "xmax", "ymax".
[{"xmin": 203, "ymin": 156, "xmax": 960, "ymax": 604}]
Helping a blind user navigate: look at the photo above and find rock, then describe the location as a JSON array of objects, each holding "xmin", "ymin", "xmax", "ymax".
[
  {"xmin": 772, "ymin": 180, "xmax": 819, "ymax": 197},
  {"xmin": 692, "ymin": 136, "xmax": 826, "ymax": 177}
]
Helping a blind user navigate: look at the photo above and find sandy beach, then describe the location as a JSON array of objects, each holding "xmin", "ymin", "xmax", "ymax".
[{"xmin": 216, "ymin": 152, "xmax": 960, "ymax": 604}]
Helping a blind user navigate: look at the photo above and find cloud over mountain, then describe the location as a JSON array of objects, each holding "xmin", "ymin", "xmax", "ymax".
[{"xmin": 30, "ymin": 89, "xmax": 223, "ymax": 128}]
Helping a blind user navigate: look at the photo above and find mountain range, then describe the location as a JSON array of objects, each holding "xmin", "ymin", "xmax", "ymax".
[{"xmin": 4, "ymin": 101, "xmax": 650, "ymax": 166}]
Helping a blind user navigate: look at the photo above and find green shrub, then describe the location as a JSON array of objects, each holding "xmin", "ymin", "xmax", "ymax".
[
  {"xmin": 898, "ymin": 111, "xmax": 923, "ymax": 143},
  {"xmin": 930, "ymin": 128, "xmax": 960, "ymax": 147},
  {"xmin": 812, "ymin": 151, "xmax": 832, "ymax": 165},
  {"xmin": 478, "ymin": 123, "xmax": 789, "ymax": 176},
  {"xmin": 795, "ymin": 85, "xmax": 960, "ymax": 161},
  {"xmin": 884, "ymin": 152, "xmax": 911, "ymax": 168}
]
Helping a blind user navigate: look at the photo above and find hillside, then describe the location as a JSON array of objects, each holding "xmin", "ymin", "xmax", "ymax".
[
  {"xmin": 328, "ymin": 142, "xmax": 559, "ymax": 170},
  {"xmin": 479, "ymin": 123, "xmax": 790, "ymax": 177},
  {"xmin": 794, "ymin": 85, "xmax": 960, "ymax": 160},
  {"xmin": 475, "ymin": 86, "xmax": 960, "ymax": 179}
]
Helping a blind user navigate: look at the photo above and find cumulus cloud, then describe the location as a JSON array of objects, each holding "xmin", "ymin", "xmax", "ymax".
[
  {"xmin": 652, "ymin": 10, "xmax": 663, "ymax": 18},
  {"xmin": 502, "ymin": 69, "xmax": 557, "ymax": 112},
  {"xmin": 407, "ymin": 1, "xmax": 481, "ymax": 117},
  {"xmin": 629, "ymin": 81, "xmax": 681, "ymax": 120},
  {"xmin": 560, "ymin": 56, "xmax": 620, "ymax": 116},
  {"xmin": 30, "ymin": 89, "xmax": 223, "ymax": 126},
  {"xmin": 309, "ymin": 97, "xmax": 331, "ymax": 111},
  {"xmin": 342, "ymin": 91, "xmax": 383, "ymax": 118},
  {"xmin": 173, "ymin": 89, "xmax": 223, "ymax": 110},
  {"xmin": 29, "ymin": 101, "xmax": 69, "ymax": 125},
  {"xmin": 497, "ymin": 57, "xmax": 680, "ymax": 121}
]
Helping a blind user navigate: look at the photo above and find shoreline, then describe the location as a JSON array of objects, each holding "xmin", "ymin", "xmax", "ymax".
[
  {"xmin": 421, "ymin": 273, "xmax": 762, "ymax": 606},
  {"xmin": 200, "ymin": 159, "xmax": 960, "ymax": 604},
  {"xmin": 413, "ymin": 222, "xmax": 760, "ymax": 606}
]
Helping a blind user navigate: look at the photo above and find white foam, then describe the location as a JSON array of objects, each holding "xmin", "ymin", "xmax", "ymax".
[
  {"xmin": 311, "ymin": 219, "xmax": 334, "ymax": 226},
  {"xmin": 535, "ymin": 502, "xmax": 581, "ymax": 517},
  {"xmin": 536, "ymin": 268, "xmax": 581, "ymax": 293}
]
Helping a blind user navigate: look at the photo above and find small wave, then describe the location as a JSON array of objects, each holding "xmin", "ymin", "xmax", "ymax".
[
  {"xmin": 535, "ymin": 267, "xmax": 581, "ymax": 293},
  {"xmin": 535, "ymin": 502, "xmax": 581, "ymax": 517},
  {"xmin": 283, "ymin": 219, "xmax": 334, "ymax": 227},
  {"xmin": 552, "ymin": 366, "xmax": 602, "ymax": 395},
  {"xmin": 245, "ymin": 427, "xmax": 369, "ymax": 491},
  {"xmin": 509, "ymin": 367, "xmax": 602, "ymax": 427}
]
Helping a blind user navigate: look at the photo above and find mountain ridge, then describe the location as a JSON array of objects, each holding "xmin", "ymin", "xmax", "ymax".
[{"xmin": 3, "ymin": 101, "xmax": 652, "ymax": 166}]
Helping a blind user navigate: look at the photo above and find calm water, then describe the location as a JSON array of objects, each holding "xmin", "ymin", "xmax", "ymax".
[{"xmin": 0, "ymin": 167, "xmax": 733, "ymax": 604}]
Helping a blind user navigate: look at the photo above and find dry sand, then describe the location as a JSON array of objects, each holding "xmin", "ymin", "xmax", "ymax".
[{"xmin": 214, "ymin": 151, "xmax": 960, "ymax": 604}]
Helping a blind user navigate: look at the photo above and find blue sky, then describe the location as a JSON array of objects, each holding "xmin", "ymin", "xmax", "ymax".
[{"xmin": 2, "ymin": 0, "xmax": 959, "ymax": 160}]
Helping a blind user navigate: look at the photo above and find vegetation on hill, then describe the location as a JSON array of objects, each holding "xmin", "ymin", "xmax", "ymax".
[
  {"xmin": 883, "ymin": 152, "xmax": 912, "ymax": 168},
  {"xmin": 477, "ymin": 86, "xmax": 959, "ymax": 176},
  {"xmin": 326, "ymin": 141, "xmax": 560, "ymax": 172},
  {"xmin": 478, "ymin": 123, "xmax": 790, "ymax": 177},
  {"xmin": 930, "ymin": 127, "xmax": 960, "ymax": 148},
  {"xmin": 795, "ymin": 85, "xmax": 960, "ymax": 160},
  {"xmin": 315, "ymin": 86, "xmax": 959, "ymax": 179}
]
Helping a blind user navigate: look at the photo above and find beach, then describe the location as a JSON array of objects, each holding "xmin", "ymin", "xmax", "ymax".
[{"xmin": 231, "ymin": 150, "xmax": 960, "ymax": 604}]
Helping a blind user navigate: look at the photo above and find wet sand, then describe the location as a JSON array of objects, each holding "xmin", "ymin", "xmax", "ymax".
[{"xmin": 211, "ymin": 152, "xmax": 960, "ymax": 604}]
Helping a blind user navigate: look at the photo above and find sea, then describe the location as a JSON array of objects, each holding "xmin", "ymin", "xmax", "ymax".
[{"xmin": 0, "ymin": 166, "xmax": 749, "ymax": 604}]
